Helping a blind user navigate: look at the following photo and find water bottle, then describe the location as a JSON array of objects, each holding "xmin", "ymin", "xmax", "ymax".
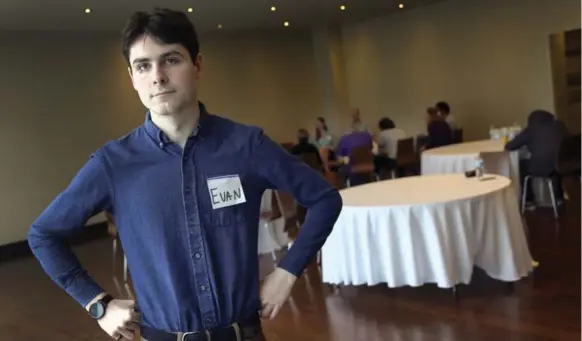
[{"xmin": 475, "ymin": 158, "xmax": 485, "ymax": 179}]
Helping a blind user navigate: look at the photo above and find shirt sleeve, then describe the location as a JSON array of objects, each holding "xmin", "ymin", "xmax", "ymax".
[
  {"xmin": 251, "ymin": 129, "xmax": 342, "ymax": 277},
  {"xmin": 505, "ymin": 128, "xmax": 530, "ymax": 151},
  {"xmin": 27, "ymin": 151, "xmax": 113, "ymax": 308}
]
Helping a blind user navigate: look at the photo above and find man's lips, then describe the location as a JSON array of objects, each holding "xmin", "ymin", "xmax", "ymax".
[{"xmin": 152, "ymin": 90, "xmax": 175, "ymax": 97}]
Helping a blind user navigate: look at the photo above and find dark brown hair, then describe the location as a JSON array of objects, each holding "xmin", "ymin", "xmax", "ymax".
[{"xmin": 121, "ymin": 8, "xmax": 200, "ymax": 66}]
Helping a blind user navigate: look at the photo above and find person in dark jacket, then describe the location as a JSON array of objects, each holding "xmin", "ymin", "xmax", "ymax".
[
  {"xmin": 505, "ymin": 109, "xmax": 568, "ymax": 208},
  {"xmin": 291, "ymin": 129, "xmax": 324, "ymax": 170},
  {"xmin": 426, "ymin": 107, "xmax": 453, "ymax": 148}
]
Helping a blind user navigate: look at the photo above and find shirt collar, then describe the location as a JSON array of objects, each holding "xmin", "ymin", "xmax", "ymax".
[{"xmin": 144, "ymin": 101, "xmax": 210, "ymax": 146}]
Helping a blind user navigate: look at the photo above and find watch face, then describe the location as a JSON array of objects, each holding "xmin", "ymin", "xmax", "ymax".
[{"xmin": 89, "ymin": 302, "xmax": 105, "ymax": 319}]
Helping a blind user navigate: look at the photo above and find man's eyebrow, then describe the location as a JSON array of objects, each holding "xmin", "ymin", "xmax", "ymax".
[{"xmin": 131, "ymin": 51, "xmax": 185, "ymax": 65}]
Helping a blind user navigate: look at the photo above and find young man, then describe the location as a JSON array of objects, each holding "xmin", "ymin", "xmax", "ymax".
[{"xmin": 28, "ymin": 8, "xmax": 342, "ymax": 341}]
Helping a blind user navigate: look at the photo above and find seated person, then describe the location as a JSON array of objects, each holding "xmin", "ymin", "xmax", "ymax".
[
  {"xmin": 291, "ymin": 128, "xmax": 324, "ymax": 170},
  {"xmin": 426, "ymin": 107, "xmax": 453, "ymax": 148},
  {"xmin": 314, "ymin": 117, "xmax": 334, "ymax": 149},
  {"xmin": 374, "ymin": 117, "xmax": 406, "ymax": 174},
  {"xmin": 335, "ymin": 130, "xmax": 373, "ymax": 161},
  {"xmin": 335, "ymin": 130, "xmax": 374, "ymax": 186},
  {"xmin": 436, "ymin": 101, "xmax": 459, "ymax": 130},
  {"xmin": 505, "ymin": 110, "xmax": 568, "ymax": 209}
]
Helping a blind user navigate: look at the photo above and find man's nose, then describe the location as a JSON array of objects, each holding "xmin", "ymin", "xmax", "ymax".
[{"xmin": 153, "ymin": 66, "xmax": 168, "ymax": 85}]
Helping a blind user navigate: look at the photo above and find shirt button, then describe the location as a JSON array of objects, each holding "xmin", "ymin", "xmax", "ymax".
[
  {"xmin": 200, "ymin": 285, "xmax": 206, "ymax": 291},
  {"xmin": 158, "ymin": 142, "xmax": 164, "ymax": 148},
  {"xmin": 183, "ymin": 156, "xmax": 188, "ymax": 161},
  {"xmin": 195, "ymin": 253, "xmax": 201, "ymax": 259}
]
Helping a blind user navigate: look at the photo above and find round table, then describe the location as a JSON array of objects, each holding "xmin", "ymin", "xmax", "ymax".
[
  {"xmin": 421, "ymin": 140, "xmax": 519, "ymax": 186},
  {"xmin": 321, "ymin": 174, "xmax": 533, "ymax": 288}
]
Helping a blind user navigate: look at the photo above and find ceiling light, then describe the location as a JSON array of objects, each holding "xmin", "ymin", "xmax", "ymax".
[
  {"xmin": 284, "ymin": 21, "xmax": 290, "ymax": 27},
  {"xmin": 84, "ymin": 8, "xmax": 91, "ymax": 14},
  {"xmin": 270, "ymin": 6, "xmax": 276, "ymax": 12},
  {"xmin": 187, "ymin": 7, "xmax": 193, "ymax": 13},
  {"xmin": 398, "ymin": 3, "xmax": 404, "ymax": 9},
  {"xmin": 340, "ymin": 5, "xmax": 346, "ymax": 11},
  {"xmin": 217, "ymin": 24, "xmax": 222, "ymax": 29}
]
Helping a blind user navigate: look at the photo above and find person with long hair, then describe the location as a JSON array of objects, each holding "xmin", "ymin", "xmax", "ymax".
[{"xmin": 315, "ymin": 116, "xmax": 334, "ymax": 148}]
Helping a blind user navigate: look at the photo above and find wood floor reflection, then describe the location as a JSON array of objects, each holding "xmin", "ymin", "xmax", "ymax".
[{"xmin": 0, "ymin": 181, "xmax": 579, "ymax": 341}]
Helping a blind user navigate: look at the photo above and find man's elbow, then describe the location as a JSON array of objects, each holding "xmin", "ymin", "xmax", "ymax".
[
  {"xmin": 27, "ymin": 222, "xmax": 60, "ymax": 255},
  {"xmin": 322, "ymin": 188, "xmax": 343, "ymax": 223},
  {"xmin": 27, "ymin": 223, "xmax": 45, "ymax": 254}
]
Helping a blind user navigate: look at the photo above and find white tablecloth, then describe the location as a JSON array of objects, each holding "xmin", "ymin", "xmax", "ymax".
[
  {"xmin": 321, "ymin": 174, "xmax": 533, "ymax": 288},
  {"xmin": 421, "ymin": 140, "xmax": 520, "ymax": 193}
]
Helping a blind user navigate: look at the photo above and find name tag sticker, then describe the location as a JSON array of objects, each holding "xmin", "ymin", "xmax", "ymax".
[{"xmin": 207, "ymin": 175, "xmax": 247, "ymax": 209}]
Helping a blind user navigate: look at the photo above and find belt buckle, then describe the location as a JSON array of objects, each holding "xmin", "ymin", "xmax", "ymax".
[{"xmin": 181, "ymin": 330, "xmax": 211, "ymax": 341}]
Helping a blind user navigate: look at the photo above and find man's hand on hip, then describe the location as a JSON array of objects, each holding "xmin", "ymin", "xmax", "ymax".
[
  {"xmin": 259, "ymin": 267, "xmax": 297, "ymax": 320},
  {"xmin": 98, "ymin": 299, "xmax": 140, "ymax": 340}
]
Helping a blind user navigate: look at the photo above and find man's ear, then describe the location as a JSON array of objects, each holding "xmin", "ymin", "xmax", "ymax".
[
  {"xmin": 194, "ymin": 53, "xmax": 204, "ymax": 79},
  {"xmin": 127, "ymin": 66, "xmax": 137, "ymax": 90}
]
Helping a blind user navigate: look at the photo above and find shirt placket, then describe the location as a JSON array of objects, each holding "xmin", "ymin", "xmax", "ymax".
[{"xmin": 182, "ymin": 141, "xmax": 217, "ymax": 330}]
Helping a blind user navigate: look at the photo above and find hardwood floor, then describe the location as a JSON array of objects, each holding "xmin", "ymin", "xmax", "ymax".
[{"xmin": 0, "ymin": 180, "xmax": 579, "ymax": 341}]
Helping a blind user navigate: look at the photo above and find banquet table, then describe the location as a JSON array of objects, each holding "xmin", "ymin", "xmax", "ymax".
[
  {"xmin": 421, "ymin": 140, "xmax": 519, "ymax": 190},
  {"xmin": 421, "ymin": 140, "xmax": 553, "ymax": 206},
  {"xmin": 321, "ymin": 174, "xmax": 534, "ymax": 289}
]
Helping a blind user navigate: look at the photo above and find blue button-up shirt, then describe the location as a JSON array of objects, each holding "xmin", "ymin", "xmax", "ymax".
[{"xmin": 28, "ymin": 103, "xmax": 342, "ymax": 333}]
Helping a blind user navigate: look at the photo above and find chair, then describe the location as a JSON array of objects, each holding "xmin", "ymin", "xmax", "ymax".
[
  {"xmin": 105, "ymin": 212, "xmax": 129, "ymax": 287},
  {"xmin": 258, "ymin": 190, "xmax": 288, "ymax": 266},
  {"xmin": 452, "ymin": 129, "xmax": 464, "ymax": 143},
  {"xmin": 393, "ymin": 137, "xmax": 416, "ymax": 177},
  {"xmin": 522, "ymin": 174, "xmax": 560, "ymax": 218},
  {"xmin": 347, "ymin": 145, "xmax": 378, "ymax": 187}
]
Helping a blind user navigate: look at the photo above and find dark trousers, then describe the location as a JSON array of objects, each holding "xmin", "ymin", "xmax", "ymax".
[{"xmin": 519, "ymin": 159, "xmax": 564, "ymax": 203}]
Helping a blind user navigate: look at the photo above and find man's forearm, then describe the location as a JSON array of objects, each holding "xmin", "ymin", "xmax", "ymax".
[
  {"xmin": 28, "ymin": 224, "xmax": 107, "ymax": 308},
  {"xmin": 277, "ymin": 190, "xmax": 342, "ymax": 276}
]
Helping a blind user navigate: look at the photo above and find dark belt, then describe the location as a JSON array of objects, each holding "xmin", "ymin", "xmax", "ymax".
[{"xmin": 141, "ymin": 314, "xmax": 261, "ymax": 341}]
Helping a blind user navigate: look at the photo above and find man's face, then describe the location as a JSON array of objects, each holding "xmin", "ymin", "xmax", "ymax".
[{"xmin": 128, "ymin": 35, "xmax": 202, "ymax": 116}]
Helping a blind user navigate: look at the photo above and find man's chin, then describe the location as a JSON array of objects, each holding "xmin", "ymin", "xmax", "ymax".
[{"xmin": 149, "ymin": 104, "xmax": 177, "ymax": 116}]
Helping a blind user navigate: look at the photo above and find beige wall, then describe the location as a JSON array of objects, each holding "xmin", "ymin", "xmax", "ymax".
[
  {"xmin": 0, "ymin": 30, "xmax": 319, "ymax": 245},
  {"xmin": 340, "ymin": 0, "xmax": 581, "ymax": 139}
]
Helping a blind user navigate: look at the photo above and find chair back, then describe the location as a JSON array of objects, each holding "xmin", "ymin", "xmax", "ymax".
[
  {"xmin": 319, "ymin": 148, "xmax": 331, "ymax": 173},
  {"xmin": 395, "ymin": 138, "xmax": 415, "ymax": 166},
  {"xmin": 349, "ymin": 145, "xmax": 374, "ymax": 165},
  {"xmin": 452, "ymin": 129, "xmax": 463, "ymax": 143}
]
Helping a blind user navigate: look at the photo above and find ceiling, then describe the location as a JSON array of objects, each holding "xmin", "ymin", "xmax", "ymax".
[{"xmin": 0, "ymin": 0, "xmax": 445, "ymax": 32}]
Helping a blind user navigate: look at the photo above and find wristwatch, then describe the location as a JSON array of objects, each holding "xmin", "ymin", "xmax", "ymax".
[{"xmin": 88, "ymin": 295, "xmax": 114, "ymax": 319}]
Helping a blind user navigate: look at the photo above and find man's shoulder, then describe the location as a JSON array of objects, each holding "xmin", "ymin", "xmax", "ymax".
[
  {"xmin": 209, "ymin": 113, "xmax": 261, "ymax": 133},
  {"xmin": 92, "ymin": 125, "xmax": 148, "ymax": 161},
  {"xmin": 207, "ymin": 113, "xmax": 266, "ymax": 143}
]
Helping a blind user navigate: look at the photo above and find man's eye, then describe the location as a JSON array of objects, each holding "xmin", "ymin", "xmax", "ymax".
[
  {"xmin": 165, "ymin": 57, "xmax": 180, "ymax": 65},
  {"xmin": 136, "ymin": 63, "xmax": 150, "ymax": 72}
]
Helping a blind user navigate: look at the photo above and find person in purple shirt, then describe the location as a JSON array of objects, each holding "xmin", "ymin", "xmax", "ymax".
[
  {"xmin": 335, "ymin": 130, "xmax": 373, "ymax": 159},
  {"xmin": 335, "ymin": 130, "xmax": 374, "ymax": 186}
]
